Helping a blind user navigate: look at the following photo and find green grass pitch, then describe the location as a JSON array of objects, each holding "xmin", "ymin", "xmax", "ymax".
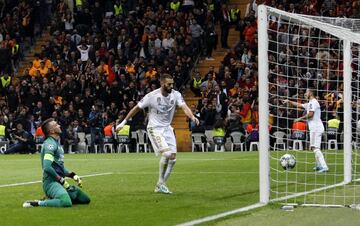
[{"xmin": 0, "ymin": 152, "xmax": 359, "ymax": 226}]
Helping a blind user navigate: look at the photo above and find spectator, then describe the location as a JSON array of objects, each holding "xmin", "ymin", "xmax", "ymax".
[
  {"xmin": 205, "ymin": 21, "xmax": 217, "ymax": 60},
  {"xmin": 226, "ymin": 113, "xmax": 246, "ymax": 137},
  {"xmin": 201, "ymin": 102, "xmax": 217, "ymax": 130},
  {"xmin": 327, "ymin": 114, "xmax": 340, "ymax": 141},
  {"xmin": 220, "ymin": 4, "xmax": 230, "ymax": 48},
  {"xmin": 245, "ymin": 120, "xmax": 259, "ymax": 150},
  {"xmin": 88, "ymin": 103, "xmax": 105, "ymax": 153},
  {"xmin": 0, "ymin": 73, "xmax": 11, "ymax": 96},
  {"xmin": 208, "ymin": 85, "xmax": 227, "ymax": 118},
  {"xmin": 3, "ymin": 123, "xmax": 35, "ymax": 154},
  {"xmin": 239, "ymin": 97, "xmax": 253, "ymax": 129},
  {"xmin": 0, "ymin": 0, "xmax": 214, "ymax": 152},
  {"xmin": 212, "ymin": 119, "xmax": 226, "ymax": 137},
  {"xmin": 190, "ymin": 71, "xmax": 203, "ymax": 97},
  {"xmin": 188, "ymin": 103, "xmax": 201, "ymax": 131},
  {"xmin": 0, "ymin": 116, "xmax": 11, "ymax": 141}
]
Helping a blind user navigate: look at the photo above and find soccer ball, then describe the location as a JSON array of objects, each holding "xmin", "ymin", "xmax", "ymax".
[{"xmin": 280, "ymin": 154, "xmax": 296, "ymax": 170}]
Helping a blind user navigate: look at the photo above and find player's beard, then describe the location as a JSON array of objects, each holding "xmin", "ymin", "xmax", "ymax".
[{"xmin": 164, "ymin": 86, "xmax": 172, "ymax": 94}]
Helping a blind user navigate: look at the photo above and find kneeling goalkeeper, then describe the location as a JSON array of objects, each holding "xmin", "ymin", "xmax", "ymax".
[{"xmin": 23, "ymin": 118, "xmax": 90, "ymax": 208}]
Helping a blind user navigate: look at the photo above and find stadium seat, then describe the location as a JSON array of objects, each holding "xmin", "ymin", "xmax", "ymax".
[
  {"xmin": 131, "ymin": 131, "xmax": 137, "ymax": 140},
  {"xmin": 135, "ymin": 129, "xmax": 149, "ymax": 153},
  {"xmin": 292, "ymin": 131, "xmax": 305, "ymax": 151},
  {"xmin": 292, "ymin": 140, "xmax": 303, "ymax": 151},
  {"xmin": 229, "ymin": 132, "xmax": 245, "ymax": 152},
  {"xmin": 35, "ymin": 136, "xmax": 44, "ymax": 152},
  {"xmin": 213, "ymin": 136, "xmax": 225, "ymax": 152},
  {"xmin": 116, "ymin": 135, "xmax": 131, "ymax": 153},
  {"xmin": 326, "ymin": 127, "xmax": 338, "ymax": 150},
  {"xmin": 103, "ymin": 136, "xmax": 114, "ymax": 153},
  {"xmin": 204, "ymin": 130, "xmax": 213, "ymax": 151},
  {"xmin": 86, "ymin": 134, "xmax": 99, "ymax": 154},
  {"xmin": 328, "ymin": 139, "xmax": 338, "ymax": 150},
  {"xmin": 249, "ymin": 142, "xmax": 259, "ymax": 151},
  {"xmin": 67, "ymin": 144, "xmax": 74, "ymax": 154},
  {"xmin": 77, "ymin": 132, "xmax": 87, "ymax": 153},
  {"xmin": 191, "ymin": 133, "xmax": 207, "ymax": 152},
  {"xmin": 273, "ymin": 131, "xmax": 286, "ymax": 151}
]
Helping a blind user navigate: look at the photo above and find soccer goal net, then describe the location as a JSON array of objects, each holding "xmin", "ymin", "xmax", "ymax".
[{"xmin": 258, "ymin": 5, "xmax": 360, "ymax": 207}]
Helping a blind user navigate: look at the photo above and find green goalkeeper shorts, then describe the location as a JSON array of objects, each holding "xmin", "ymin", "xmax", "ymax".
[{"xmin": 43, "ymin": 181, "xmax": 68, "ymax": 199}]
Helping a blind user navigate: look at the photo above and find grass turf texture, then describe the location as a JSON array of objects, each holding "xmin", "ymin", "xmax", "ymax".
[{"xmin": 0, "ymin": 152, "xmax": 359, "ymax": 226}]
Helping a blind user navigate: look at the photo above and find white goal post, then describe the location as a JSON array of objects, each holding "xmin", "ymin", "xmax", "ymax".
[{"xmin": 258, "ymin": 5, "xmax": 360, "ymax": 206}]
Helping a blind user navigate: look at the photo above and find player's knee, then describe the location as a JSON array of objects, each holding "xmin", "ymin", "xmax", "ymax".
[
  {"xmin": 169, "ymin": 153, "xmax": 176, "ymax": 160},
  {"xmin": 59, "ymin": 194, "xmax": 72, "ymax": 207},
  {"xmin": 161, "ymin": 148, "xmax": 173, "ymax": 158}
]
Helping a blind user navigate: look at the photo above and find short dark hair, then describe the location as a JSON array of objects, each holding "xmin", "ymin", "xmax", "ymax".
[
  {"xmin": 160, "ymin": 73, "xmax": 173, "ymax": 81},
  {"xmin": 41, "ymin": 118, "xmax": 54, "ymax": 137},
  {"xmin": 306, "ymin": 88, "xmax": 316, "ymax": 97}
]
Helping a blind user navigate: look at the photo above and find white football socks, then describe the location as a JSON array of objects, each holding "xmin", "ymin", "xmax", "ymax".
[
  {"xmin": 158, "ymin": 156, "xmax": 168, "ymax": 184},
  {"xmin": 314, "ymin": 149, "xmax": 328, "ymax": 169},
  {"xmin": 164, "ymin": 159, "xmax": 176, "ymax": 182}
]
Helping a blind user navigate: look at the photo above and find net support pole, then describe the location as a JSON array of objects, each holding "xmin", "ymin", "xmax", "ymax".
[
  {"xmin": 343, "ymin": 39, "xmax": 352, "ymax": 184},
  {"xmin": 258, "ymin": 5, "xmax": 270, "ymax": 204}
]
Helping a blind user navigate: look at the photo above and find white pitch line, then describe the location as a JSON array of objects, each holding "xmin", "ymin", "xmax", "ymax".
[
  {"xmin": 0, "ymin": 158, "xmax": 258, "ymax": 162},
  {"xmin": 0, "ymin": 171, "xmax": 255, "ymax": 188},
  {"xmin": 0, "ymin": 172, "xmax": 113, "ymax": 188},
  {"xmin": 176, "ymin": 202, "xmax": 266, "ymax": 226},
  {"xmin": 112, "ymin": 171, "xmax": 258, "ymax": 175}
]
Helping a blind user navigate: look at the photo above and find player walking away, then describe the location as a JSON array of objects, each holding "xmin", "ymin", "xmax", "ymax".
[
  {"xmin": 283, "ymin": 89, "xmax": 329, "ymax": 173},
  {"xmin": 116, "ymin": 74, "xmax": 200, "ymax": 194},
  {"xmin": 23, "ymin": 118, "xmax": 90, "ymax": 208}
]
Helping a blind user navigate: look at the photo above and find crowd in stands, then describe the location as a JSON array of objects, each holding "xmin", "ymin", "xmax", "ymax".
[
  {"xmin": 0, "ymin": 0, "xmax": 235, "ymax": 153},
  {"xmin": 190, "ymin": 0, "xmax": 360, "ymax": 150},
  {"xmin": 1, "ymin": 0, "xmax": 359, "ymax": 153}
]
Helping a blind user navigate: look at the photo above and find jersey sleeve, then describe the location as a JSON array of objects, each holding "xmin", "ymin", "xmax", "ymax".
[
  {"xmin": 308, "ymin": 100, "xmax": 316, "ymax": 112},
  {"xmin": 137, "ymin": 93, "xmax": 151, "ymax": 109},
  {"xmin": 175, "ymin": 91, "xmax": 186, "ymax": 107}
]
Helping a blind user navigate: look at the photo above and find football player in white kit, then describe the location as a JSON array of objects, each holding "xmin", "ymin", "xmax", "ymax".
[
  {"xmin": 116, "ymin": 74, "xmax": 200, "ymax": 193},
  {"xmin": 283, "ymin": 89, "xmax": 329, "ymax": 173}
]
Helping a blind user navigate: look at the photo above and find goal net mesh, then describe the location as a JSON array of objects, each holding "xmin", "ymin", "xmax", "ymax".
[{"xmin": 262, "ymin": 6, "xmax": 360, "ymax": 206}]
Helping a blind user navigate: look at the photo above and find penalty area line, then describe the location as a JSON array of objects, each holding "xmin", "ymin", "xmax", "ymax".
[
  {"xmin": 176, "ymin": 202, "xmax": 266, "ymax": 226},
  {"xmin": 0, "ymin": 172, "xmax": 113, "ymax": 188}
]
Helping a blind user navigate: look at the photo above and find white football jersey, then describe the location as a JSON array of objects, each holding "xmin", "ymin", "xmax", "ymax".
[
  {"xmin": 302, "ymin": 98, "xmax": 324, "ymax": 132},
  {"xmin": 137, "ymin": 88, "xmax": 185, "ymax": 128}
]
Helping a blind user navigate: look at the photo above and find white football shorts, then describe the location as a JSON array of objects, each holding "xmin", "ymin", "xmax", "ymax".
[
  {"xmin": 147, "ymin": 126, "xmax": 176, "ymax": 155},
  {"xmin": 310, "ymin": 131, "xmax": 323, "ymax": 149}
]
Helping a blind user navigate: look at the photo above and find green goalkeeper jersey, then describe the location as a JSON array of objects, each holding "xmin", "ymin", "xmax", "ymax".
[{"xmin": 41, "ymin": 136, "xmax": 70, "ymax": 185}]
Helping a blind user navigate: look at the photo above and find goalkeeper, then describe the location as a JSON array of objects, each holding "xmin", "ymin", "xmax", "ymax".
[{"xmin": 23, "ymin": 118, "xmax": 90, "ymax": 208}]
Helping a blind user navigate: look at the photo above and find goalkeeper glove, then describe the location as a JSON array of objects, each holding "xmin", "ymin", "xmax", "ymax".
[
  {"xmin": 58, "ymin": 177, "xmax": 70, "ymax": 189},
  {"xmin": 73, "ymin": 174, "xmax": 82, "ymax": 188},
  {"xmin": 68, "ymin": 172, "xmax": 83, "ymax": 187}
]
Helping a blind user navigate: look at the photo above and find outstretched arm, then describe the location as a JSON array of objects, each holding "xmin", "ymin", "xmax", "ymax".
[
  {"xmin": 181, "ymin": 104, "xmax": 200, "ymax": 126},
  {"xmin": 283, "ymin": 99, "xmax": 303, "ymax": 109},
  {"xmin": 116, "ymin": 105, "xmax": 141, "ymax": 131}
]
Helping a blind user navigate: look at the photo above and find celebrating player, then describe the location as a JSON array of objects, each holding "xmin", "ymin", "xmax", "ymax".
[
  {"xmin": 283, "ymin": 89, "xmax": 329, "ymax": 173},
  {"xmin": 116, "ymin": 74, "xmax": 200, "ymax": 194},
  {"xmin": 23, "ymin": 118, "xmax": 90, "ymax": 208}
]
